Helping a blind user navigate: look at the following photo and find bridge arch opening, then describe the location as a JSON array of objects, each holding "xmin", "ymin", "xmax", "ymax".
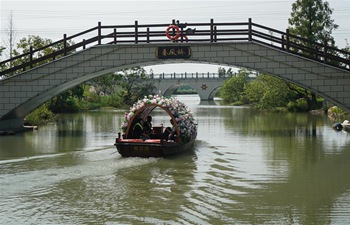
[
  {"xmin": 171, "ymin": 84, "xmax": 199, "ymax": 96},
  {"xmin": 162, "ymin": 84, "xmax": 200, "ymax": 102},
  {"xmin": 142, "ymin": 62, "xmax": 235, "ymax": 102}
]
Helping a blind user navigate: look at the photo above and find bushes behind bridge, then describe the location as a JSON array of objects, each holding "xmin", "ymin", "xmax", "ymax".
[
  {"xmin": 24, "ymin": 87, "xmax": 125, "ymax": 126},
  {"xmin": 24, "ymin": 103, "xmax": 56, "ymax": 126},
  {"xmin": 220, "ymin": 69, "xmax": 328, "ymax": 113},
  {"xmin": 79, "ymin": 92, "xmax": 124, "ymax": 110}
]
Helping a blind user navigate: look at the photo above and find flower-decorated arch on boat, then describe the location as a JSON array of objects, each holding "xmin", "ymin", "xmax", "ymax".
[{"xmin": 121, "ymin": 95, "xmax": 197, "ymax": 143}]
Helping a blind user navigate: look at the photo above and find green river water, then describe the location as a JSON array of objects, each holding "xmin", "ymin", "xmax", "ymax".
[{"xmin": 1, "ymin": 95, "xmax": 350, "ymax": 225}]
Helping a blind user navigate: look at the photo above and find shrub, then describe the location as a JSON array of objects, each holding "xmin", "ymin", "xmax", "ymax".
[
  {"xmin": 287, "ymin": 98, "xmax": 308, "ymax": 112},
  {"xmin": 25, "ymin": 103, "xmax": 55, "ymax": 125}
]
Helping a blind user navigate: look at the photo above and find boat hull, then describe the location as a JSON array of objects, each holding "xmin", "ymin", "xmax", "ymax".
[{"xmin": 114, "ymin": 139, "xmax": 195, "ymax": 157}]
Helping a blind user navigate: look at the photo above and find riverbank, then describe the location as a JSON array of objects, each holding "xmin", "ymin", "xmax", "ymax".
[{"xmin": 0, "ymin": 125, "xmax": 38, "ymax": 136}]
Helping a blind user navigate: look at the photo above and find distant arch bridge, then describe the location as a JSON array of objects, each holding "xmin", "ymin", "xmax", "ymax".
[
  {"xmin": 151, "ymin": 72, "xmax": 231, "ymax": 100},
  {"xmin": 0, "ymin": 18, "xmax": 349, "ymax": 131}
]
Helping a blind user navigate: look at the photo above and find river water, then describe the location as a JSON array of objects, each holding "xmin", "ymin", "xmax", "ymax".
[{"xmin": 1, "ymin": 95, "xmax": 350, "ymax": 225}]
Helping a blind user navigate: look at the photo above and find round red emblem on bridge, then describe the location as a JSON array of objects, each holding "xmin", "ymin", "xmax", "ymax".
[{"xmin": 165, "ymin": 25, "xmax": 181, "ymax": 41}]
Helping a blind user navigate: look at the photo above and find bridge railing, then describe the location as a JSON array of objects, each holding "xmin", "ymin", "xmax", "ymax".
[
  {"xmin": 0, "ymin": 18, "xmax": 349, "ymax": 77},
  {"xmin": 150, "ymin": 72, "xmax": 233, "ymax": 79}
]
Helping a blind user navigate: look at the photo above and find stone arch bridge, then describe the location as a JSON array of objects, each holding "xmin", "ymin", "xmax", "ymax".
[
  {"xmin": 151, "ymin": 72, "xmax": 229, "ymax": 101},
  {"xmin": 0, "ymin": 19, "xmax": 349, "ymax": 131}
]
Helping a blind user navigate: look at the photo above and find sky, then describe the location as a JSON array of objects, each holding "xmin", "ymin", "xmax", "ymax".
[{"xmin": 1, "ymin": 0, "xmax": 349, "ymax": 73}]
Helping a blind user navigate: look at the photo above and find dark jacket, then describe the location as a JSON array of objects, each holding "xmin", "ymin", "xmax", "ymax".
[{"xmin": 132, "ymin": 122, "xmax": 143, "ymax": 139}]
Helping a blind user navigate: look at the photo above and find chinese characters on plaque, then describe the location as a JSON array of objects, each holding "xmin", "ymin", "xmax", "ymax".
[{"xmin": 156, "ymin": 46, "xmax": 191, "ymax": 59}]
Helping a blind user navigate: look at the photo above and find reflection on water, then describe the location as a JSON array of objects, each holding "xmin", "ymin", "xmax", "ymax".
[{"xmin": 1, "ymin": 95, "xmax": 350, "ymax": 224}]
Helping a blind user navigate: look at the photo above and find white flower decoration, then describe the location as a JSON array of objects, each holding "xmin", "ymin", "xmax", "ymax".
[{"xmin": 120, "ymin": 95, "xmax": 197, "ymax": 143}]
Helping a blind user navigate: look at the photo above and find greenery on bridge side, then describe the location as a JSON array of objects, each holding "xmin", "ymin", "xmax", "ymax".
[
  {"xmin": 219, "ymin": 68, "xmax": 325, "ymax": 112},
  {"xmin": 219, "ymin": 69, "xmax": 347, "ymax": 120}
]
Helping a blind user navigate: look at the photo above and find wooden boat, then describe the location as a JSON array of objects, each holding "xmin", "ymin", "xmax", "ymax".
[{"xmin": 114, "ymin": 95, "xmax": 197, "ymax": 157}]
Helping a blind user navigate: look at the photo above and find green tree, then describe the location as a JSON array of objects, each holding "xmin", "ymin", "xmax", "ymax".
[
  {"xmin": 89, "ymin": 73, "xmax": 122, "ymax": 95},
  {"xmin": 244, "ymin": 74, "xmax": 295, "ymax": 110},
  {"xmin": 48, "ymin": 86, "xmax": 84, "ymax": 113},
  {"xmin": 284, "ymin": 82, "xmax": 322, "ymax": 112},
  {"xmin": 220, "ymin": 68, "xmax": 250, "ymax": 104},
  {"xmin": 218, "ymin": 67, "xmax": 235, "ymax": 77},
  {"xmin": 25, "ymin": 102, "xmax": 55, "ymax": 125},
  {"xmin": 288, "ymin": 0, "xmax": 337, "ymax": 110},
  {"xmin": 288, "ymin": 0, "xmax": 338, "ymax": 53},
  {"xmin": 115, "ymin": 67, "xmax": 156, "ymax": 105},
  {"xmin": 10, "ymin": 35, "xmax": 73, "ymax": 75},
  {"xmin": 11, "ymin": 35, "xmax": 53, "ymax": 72}
]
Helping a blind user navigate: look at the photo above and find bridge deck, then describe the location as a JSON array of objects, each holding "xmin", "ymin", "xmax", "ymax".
[{"xmin": 1, "ymin": 18, "xmax": 349, "ymax": 77}]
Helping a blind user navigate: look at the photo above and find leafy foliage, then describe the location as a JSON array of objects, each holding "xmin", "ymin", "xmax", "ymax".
[
  {"xmin": 220, "ymin": 68, "xmax": 250, "ymax": 104},
  {"xmin": 287, "ymin": 98, "xmax": 309, "ymax": 112},
  {"xmin": 25, "ymin": 103, "xmax": 55, "ymax": 125},
  {"xmin": 48, "ymin": 86, "xmax": 84, "ymax": 113},
  {"xmin": 328, "ymin": 106, "xmax": 349, "ymax": 121},
  {"xmin": 220, "ymin": 69, "xmax": 326, "ymax": 112},
  {"xmin": 288, "ymin": 0, "xmax": 338, "ymax": 54},
  {"xmin": 10, "ymin": 36, "xmax": 53, "ymax": 73},
  {"xmin": 89, "ymin": 73, "xmax": 122, "ymax": 95},
  {"xmin": 244, "ymin": 74, "xmax": 295, "ymax": 110},
  {"xmin": 8, "ymin": 35, "xmax": 74, "ymax": 76},
  {"xmin": 82, "ymin": 92, "xmax": 124, "ymax": 110},
  {"xmin": 115, "ymin": 67, "xmax": 156, "ymax": 105}
]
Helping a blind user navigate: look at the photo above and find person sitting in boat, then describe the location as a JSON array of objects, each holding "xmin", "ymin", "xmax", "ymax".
[
  {"xmin": 163, "ymin": 119, "xmax": 177, "ymax": 141},
  {"xmin": 162, "ymin": 126, "xmax": 172, "ymax": 140},
  {"xmin": 143, "ymin": 116, "xmax": 153, "ymax": 135},
  {"xmin": 132, "ymin": 118, "xmax": 149, "ymax": 139}
]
